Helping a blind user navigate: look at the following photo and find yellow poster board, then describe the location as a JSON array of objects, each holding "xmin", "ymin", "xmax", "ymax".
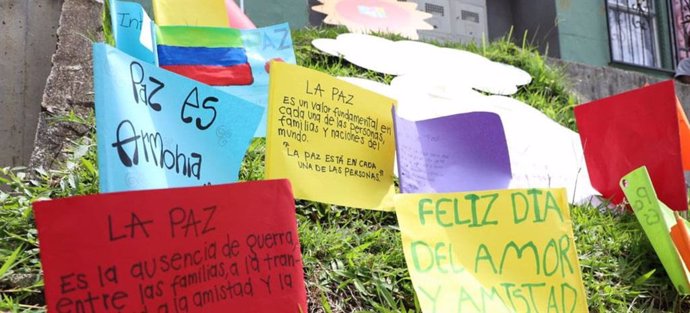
[
  {"xmin": 395, "ymin": 188, "xmax": 588, "ymax": 312},
  {"xmin": 266, "ymin": 62, "xmax": 396, "ymax": 210},
  {"xmin": 152, "ymin": 0, "xmax": 229, "ymax": 27}
]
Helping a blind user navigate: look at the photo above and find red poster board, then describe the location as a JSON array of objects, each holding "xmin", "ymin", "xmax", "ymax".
[
  {"xmin": 33, "ymin": 180, "xmax": 307, "ymax": 313},
  {"xmin": 574, "ymin": 80, "xmax": 687, "ymax": 211}
]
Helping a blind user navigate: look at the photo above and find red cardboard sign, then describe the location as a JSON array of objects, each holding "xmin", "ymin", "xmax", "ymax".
[
  {"xmin": 33, "ymin": 180, "xmax": 307, "ymax": 313},
  {"xmin": 574, "ymin": 80, "xmax": 688, "ymax": 211}
]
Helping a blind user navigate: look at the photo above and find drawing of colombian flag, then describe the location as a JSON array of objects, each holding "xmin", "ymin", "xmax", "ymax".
[{"xmin": 156, "ymin": 26, "xmax": 254, "ymax": 86}]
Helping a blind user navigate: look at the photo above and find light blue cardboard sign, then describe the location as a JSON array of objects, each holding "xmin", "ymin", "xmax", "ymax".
[
  {"xmin": 219, "ymin": 23, "xmax": 297, "ymax": 137},
  {"xmin": 94, "ymin": 43, "xmax": 264, "ymax": 192},
  {"xmin": 110, "ymin": 0, "xmax": 157, "ymax": 64}
]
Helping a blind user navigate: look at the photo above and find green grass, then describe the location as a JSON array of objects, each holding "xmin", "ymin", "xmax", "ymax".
[{"xmin": 1, "ymin": 23, "xmax": 689, "ymax": 312}]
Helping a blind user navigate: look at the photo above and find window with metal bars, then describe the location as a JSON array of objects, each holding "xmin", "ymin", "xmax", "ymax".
[
  {"xmin": 671, "ymin": 0, "xmax": 690, "ymax": 63},
  {"xmin": 424, "ymin": 3, "xmax": 445, "ymax": 16},
  {"xmin": 606, "ymin": 0, "xmax": 661, "ymax": 68}
]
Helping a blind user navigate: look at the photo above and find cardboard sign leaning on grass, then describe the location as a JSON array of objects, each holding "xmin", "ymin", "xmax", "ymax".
[
  {"xmin": 220, "ymin": 23, "xmax": 298, "ymax": 137},
  {"xmin": 670, "ymin": 212, "xmax": 690, "ymax": 273},
  {"xmin": 395, "ymin": 188, "xmax": 588, "ymax": 313},
  {"xmin": 574, "ymin": 80, "xmax": 690, "ymax": 211},
  {"xmin": 153, "ymin": 0, "xmax": 230, "ymax": 27},
  {"xmin": 620, "ymin": 166, "xmax": 690, "ymax": 294},
  {"xmin": 110, "ymin": 0, "xmax": 157, "ymax": 64},
  {"xmin": 153, "ymin": 0, "xmax": 255, "ymax": 29},
  {"xmin": 33, "ymin": 180, "xmax": 308, "ymax": 313},
  {"xmin": 156, "ymin": 23, "xmax": 297, "ymax": 136},
  {"xmin": 94, "ymin": 44, "xmax": 263, "ymax": 192},
  {"xmin": 265, "ymin": 62, "xmax": 396, "ymax": 210}
]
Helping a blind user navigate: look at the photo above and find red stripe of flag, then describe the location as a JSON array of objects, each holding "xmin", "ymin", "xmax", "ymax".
[{"xmin": 162, "ymin": 63, "xmax": 254, "ymax": 86}]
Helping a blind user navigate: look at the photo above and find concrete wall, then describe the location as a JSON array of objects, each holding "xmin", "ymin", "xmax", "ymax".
[
  {"xmin": 486, "ymin": 0, "xmax": 560, "ymax": 58},
  {"xmin": 550, "ymin": 57, "xmax": 690, "ymax": 157},
  {"xmin": 0, "ymin": 0, "xmax": 63, "ymax": 167},
  {"xmin": 133, "ymin": 0, "xmax": 152, "ymax": 15},
  {"xmin": 245, "ymin": 0, "xmax": 309, "ymax": 29},
  {"xmin": 512, "ymin": 0, "xmax": 560, "ymax": 57},
  {"xmin": 486, "ymin": 0, "xmax": 513, "ymax": 41},
  {"xmin": 549, "ymin": 58, "xmax": 662, "ymax": 103},
  {"xmin": 555, "ymin": 0, "xmax": 609, "ymax": 67},
  {"xmin": 677, "ymin": 83, "xmax": 690, "ymax": 116},
  {"xmin": 29, "ymin": 0, "xmax": 102, "ymax": 170},
  {"xmin": 308, "ymin": 0, "xmax": 326, "ymax": 26}
]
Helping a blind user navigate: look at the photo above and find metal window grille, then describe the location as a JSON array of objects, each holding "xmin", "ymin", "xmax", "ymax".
[
  {"xmin": 672, "ymin": 0, "xmax": 690, "ymax": 63},
  {"xmin": 424, "ymin": 3, "xmax": 445, "ymax": 16},
  {"xmin": 461, "ymin": 10, "xmax": 480, "ymax": 23},
  {"xmin": 606, "ymin": 0, "xmax": 661, "ymax": 68}
]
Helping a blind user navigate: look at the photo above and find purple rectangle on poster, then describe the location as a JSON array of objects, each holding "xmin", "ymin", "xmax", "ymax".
[{"xmin": 394, "ymin": 111, "xmax": 512, "ymax": 193}]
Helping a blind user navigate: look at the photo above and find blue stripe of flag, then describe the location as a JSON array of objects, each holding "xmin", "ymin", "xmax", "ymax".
[{"xmin": 157, "ymin": 45, "xmax": 249, "ymax": 67}]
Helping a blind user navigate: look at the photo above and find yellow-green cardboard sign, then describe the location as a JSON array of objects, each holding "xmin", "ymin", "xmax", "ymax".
[{"xmin": 620, "ymin": 166, "xmax": 690, "ymax": 294}]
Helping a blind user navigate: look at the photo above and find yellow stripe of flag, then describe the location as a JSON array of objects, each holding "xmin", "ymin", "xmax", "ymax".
[{"xmin": 153, "ymin": 0, "xmax": 229, "ymax": 27}]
